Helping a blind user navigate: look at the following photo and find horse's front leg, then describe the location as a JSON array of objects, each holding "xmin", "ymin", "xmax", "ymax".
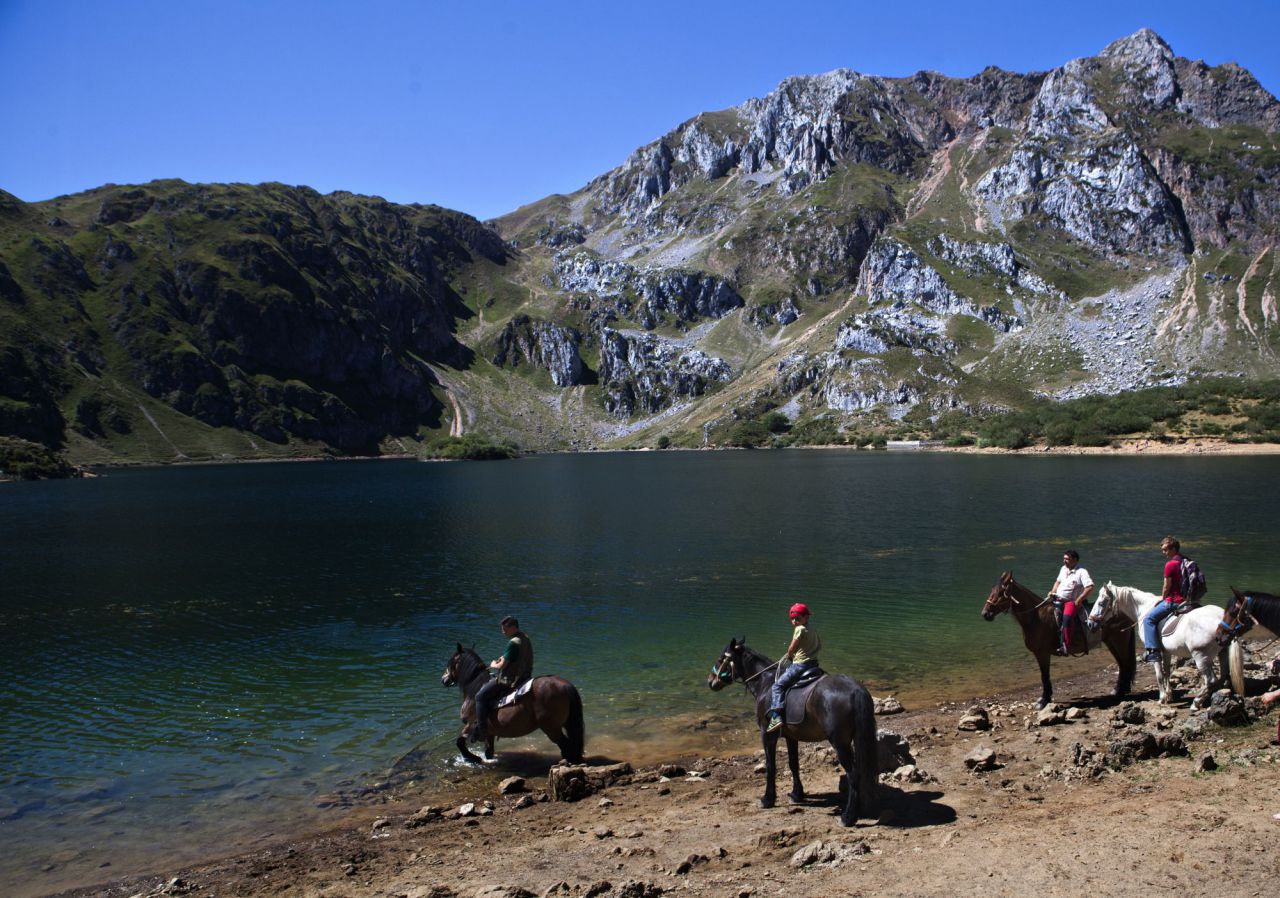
[
  {"xmin": 759, "ymin": 727, "xmax": 779, "ymax": 809},
  {"xmin": 456, "ymin": 733, "xmax": 485, "ymax": 765},
  {"xmin": 1190, "ymin": 651, "xmax": 1218, "ymax": 708},
  {"xmin": 785, "ymin": 736, "xmax": 804, "ymax": 803},
  {"xmin": 1036, "ymin": 653, "xmax": 1053, "ymax": 708},
  {"xmin": 1154, "ymin": 655, "xmax": 1172, "ymax": 704}
]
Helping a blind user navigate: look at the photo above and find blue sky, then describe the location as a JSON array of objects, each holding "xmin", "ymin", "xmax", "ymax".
[{"xmin": 2, "ymin": 0, "xmax": 1277, "ymax": 221}]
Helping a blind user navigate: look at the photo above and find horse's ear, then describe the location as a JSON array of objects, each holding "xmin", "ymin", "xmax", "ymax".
[
  {"xmin": 1231, "ymin": 585, "xmax": 1243, "ymax": 598},
  {"xmin": 456, "ymin": 642, "xmax": 463, "ymax": 653}
]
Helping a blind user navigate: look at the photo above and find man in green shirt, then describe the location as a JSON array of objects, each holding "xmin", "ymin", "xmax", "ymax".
[{"xmin": 471, "ymin": 616, "xmax": 534, "ymax": 744}]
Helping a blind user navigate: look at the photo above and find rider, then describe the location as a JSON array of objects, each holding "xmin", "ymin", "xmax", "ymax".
[
  {"xmin": 765, "ymin": 603, "xmax": 821, "ymax": 733},
  {"xmin": 471, "ymin": 615, "xmax": 534, "ymax": 744},
  {"xmin": 1048, "ymin": 549, "xmax": 1094, "ymax": 656},
  {"xmin": 1140, "ymin": 536, "xmax": 1184, "ymax": 663}
]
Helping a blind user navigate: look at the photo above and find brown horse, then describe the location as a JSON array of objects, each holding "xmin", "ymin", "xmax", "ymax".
[
  {"xmin": 981, "ymin": 571, "xmax": 1136, "ymax": 707},
  {"xmin": 442, "ymin": 645, "xmax": 585, "ymax": 764}
]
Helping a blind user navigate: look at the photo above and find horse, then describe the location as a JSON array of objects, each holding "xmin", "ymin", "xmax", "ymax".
[
  {"xmin": 1087, "ymin": 581, "xmax": 1228, "ymax": 707},
  {"xmin": 706, "ymin": 638, "xmax": 878, "ymax": 827},
  {"xmin": 1217, "ymin": 588, "xmax": 1280, "ymax": 645},
  {"xmin": 981, "ymin": 572, "xmax": 1136, "ymax": 708},
  {"xmin": 441, "ymin": 644, "xmax": 585, "ymax": 765}
]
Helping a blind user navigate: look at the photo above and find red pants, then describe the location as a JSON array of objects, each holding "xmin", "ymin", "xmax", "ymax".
[{"xmin": 1061, "ymin": 601, "xmax": 1078, "ymax": 652}]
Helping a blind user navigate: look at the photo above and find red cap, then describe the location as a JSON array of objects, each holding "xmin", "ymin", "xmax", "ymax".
[{"xmin": 789, "ymin": 603, "xmax": 811, "ymax": 619}]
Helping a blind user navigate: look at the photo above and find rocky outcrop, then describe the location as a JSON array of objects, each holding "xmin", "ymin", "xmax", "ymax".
[
  {"xmin": 493, "ymin": 315, "xmax": 589, "ymax": 387},
  {"xmin": 598, "ymin": 329, "xmax": 731, "ymax": 417},
  {"xmin": 555, "ymin": 253, "xmax": 743, "ymax": 329}
]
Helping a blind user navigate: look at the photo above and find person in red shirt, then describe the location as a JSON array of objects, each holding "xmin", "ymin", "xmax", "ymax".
[{"xmin": 1141, "ymin": 536, "xmax": 1184, "ymax": 662}]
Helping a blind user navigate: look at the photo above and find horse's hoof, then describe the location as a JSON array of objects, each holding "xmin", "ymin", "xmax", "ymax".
[
  {"xmin": 759, "ymin": 797, "xmax": 775, "ymax": 810},
  {"xmin": 787, "ymin": 791, "xmax": 805, "ymax": 804}
]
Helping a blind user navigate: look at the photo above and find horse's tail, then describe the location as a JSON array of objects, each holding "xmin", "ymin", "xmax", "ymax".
[
  {"xmin": 563, "ymin": 685, "xmax": 585, "ymax": 764},
  {"xmin": 851, "ymin": 682, "xmax": 880, "ymax": 819}
]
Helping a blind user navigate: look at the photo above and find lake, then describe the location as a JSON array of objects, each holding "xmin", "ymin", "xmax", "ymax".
[{"xmin": 3, "ymin": 450, "xmax": 1279, "ymax": 894}]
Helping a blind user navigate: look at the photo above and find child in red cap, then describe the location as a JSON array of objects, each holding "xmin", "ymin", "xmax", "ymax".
[{"xmin": 765, "ymin": 603, "xmax": 822, "ymax": 732}]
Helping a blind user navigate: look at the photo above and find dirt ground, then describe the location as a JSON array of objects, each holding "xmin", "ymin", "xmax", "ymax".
[{"xmin": 52, "ymin": 661, "xmax": 1280, "ymax": 898}]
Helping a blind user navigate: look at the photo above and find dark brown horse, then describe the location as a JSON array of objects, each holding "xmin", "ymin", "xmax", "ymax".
[
  {"xmin": 1217, "ymin": 588, "xmax": 1280, "ymax": 645},
  {"xmin": 442, "ymin": 645, "xmax": 584, "ymax": 765},
  {"xmin": 707, "ymin": 638, "xmax": 878, "ymax": 826},
  {"xmin": 981, "ymin": 571, "xmax": 1136, "ymax": 708}
]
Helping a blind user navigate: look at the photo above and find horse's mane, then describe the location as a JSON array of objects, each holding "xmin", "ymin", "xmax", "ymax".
[
  {"xmin": 450, "ymin": 646, "xmax": 488, "ymax": 685},
  {"xmin": 738, "ymin": 643, "xmax": 776, "ymax": 669},
  {"xmin": 1235, "ymin": 589, "xmax": 1280, "ymax": 632}
]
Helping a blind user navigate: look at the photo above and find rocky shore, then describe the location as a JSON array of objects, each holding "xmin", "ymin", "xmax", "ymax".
[{"xmin": 52, "ymin": 663, "xmax": 1280, "ymax": 898}]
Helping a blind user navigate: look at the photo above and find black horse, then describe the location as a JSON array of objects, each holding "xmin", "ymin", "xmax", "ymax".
[
  {"xmin": 707, "ymin": 638, "xmax": 879, "ymax": 826},
  {"xmin": 442, "ymin": 645, "xmax": 585, "ymax": 765},
  {"xmin": 1217, "ymin": 588, "xmax": 1280, "ymax": 645}
]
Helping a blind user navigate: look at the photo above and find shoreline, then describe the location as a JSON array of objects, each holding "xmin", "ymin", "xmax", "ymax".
[
  {"xmin": 62, "ymin": 438, "xmax": 1280, "ymax": 473},
  {"xmin": 46, "ymin": 660, "xmax": 1280, "ymax": 898}
]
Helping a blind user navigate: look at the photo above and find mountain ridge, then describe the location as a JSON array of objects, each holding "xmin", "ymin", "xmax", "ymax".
[{"xmin": 2, "ymin": 29, "xmax": 1279, "ymax": 464}]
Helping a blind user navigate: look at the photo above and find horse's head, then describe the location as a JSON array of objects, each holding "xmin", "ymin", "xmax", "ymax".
[
  {"xmin": 1216, "ymin": 587, "xmax": 1255, "ymax": 646},
  {"xmin": 981, "ymin": 572, "xmax": 1018, "ymax": 621},
  {"xmin": 442, "ymin": 643, "xmax": 480, "ymax": 688},
  {"xmin": 708, "ymin": 638, "xmax": 745, "ymax": 691},
  {"xmin": 1087, "ymin": 582, "xmax": 1118, "ymax": 630}
]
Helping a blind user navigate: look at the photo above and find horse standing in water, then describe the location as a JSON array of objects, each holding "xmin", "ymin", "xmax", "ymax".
[
  {"xmin": 707, "ymin": 638, "xmax": 878, "ymax": 826},
  {"xmin": 1087, "ymin": 581, "xmax": 1227, "ymax": 706},
  {"xmin": 981, "ymin": 572, "xmax": 1136, "ymax": 708},
  {"xmin": 442, "ymin": 645, "xmax": 585, "ymax": 765}
]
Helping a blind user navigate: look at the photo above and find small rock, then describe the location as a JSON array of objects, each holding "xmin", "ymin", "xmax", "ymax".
[
  {"xmin": 371, "ymin": 817, "xmax": 390, "ymax": 831},
  {"xmin": 583, "ymin": 881, "xmax": 611, "ymax": 898},
  {"xmin": 594, "ymin": 826, "xmax": 614, "ymax": 839},
  {"xmin": 874, "ymin": 696, "xmax": 904, "ymax": 715},
  {"xmin": 457, "ymin": 802, "xmax": 477, "ymax": 818},
  {"xmin": 658, "ymin": 764, "xmax": 686, "ymax": 778},
  {"xmin": 406, "ymin": 805, "xmax": 442, "ymax": 827},
  {"xmin": 1198, "ymin": 752, "xmax": 1218, "ymax": 772},
  {"xmin": 498, "ymin": 776, "xmax": 527, "ymax": 795},
  {"xmin": 599, "ymin": 797, "xmax": 614, "ymax": 808},
  {"xmin": 790, "ymin": 841, "xmax": 834, "ymax": 868},
  {"xmin": 514, "ymin": 795, "xmax": 535, "ymax": 809},
  {"xmin": 1036, "ymin": 705, "xmax": 1067, "ymax": 726},
  {"xmin": 964, "ymin": 747, "xmax": 998, "ymax": 771},
  {"xmin": 958, "ymin": 706, "xmax": 991, "ymax": 731},
  {"xmin": 1064, "ymin": 707, "xmax": 1088, "ymax": 721}
]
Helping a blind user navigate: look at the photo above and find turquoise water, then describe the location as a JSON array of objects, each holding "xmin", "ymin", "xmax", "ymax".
[{"xmin": 3, "ymin": 451, "xmax": 1279, "ymax": 894}]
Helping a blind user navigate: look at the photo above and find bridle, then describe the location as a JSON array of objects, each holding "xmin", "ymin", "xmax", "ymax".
[
  {"xmin": 711, "ymin": 650, "xmax": 737, "ymax": 685},
  {"xmin": 1217, "ymin": 594, "xmax": 1256, "ymax": 641},
  {"xmin": 711, "ymin": 644, "xmax": 781, "ymax": 686}
]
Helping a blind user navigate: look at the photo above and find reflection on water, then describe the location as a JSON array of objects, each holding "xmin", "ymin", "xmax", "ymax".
[{"xmin": 3, "ymin": 451, "xmax": 1280, "ymax": 894}]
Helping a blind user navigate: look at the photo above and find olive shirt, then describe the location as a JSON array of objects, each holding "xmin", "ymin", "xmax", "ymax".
[
  {"xmin": 790, "ymin": 624, "xmax": 821, "ymax": 664},
  {"xmin": 497, "ymin": 631, "xmax": 534, "ymax": 686}
]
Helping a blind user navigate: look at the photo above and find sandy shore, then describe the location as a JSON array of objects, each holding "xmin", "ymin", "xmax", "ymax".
[{"xmin": 51, "ymin": 662, "xmax": 1280, "ymax": 898}]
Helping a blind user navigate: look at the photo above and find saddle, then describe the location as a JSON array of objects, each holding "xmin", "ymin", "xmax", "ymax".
[
  {"xmin": 496, "ymin": 678, "xmax": 535, "ymax": 708},
  {"xmin": 1159, "ymin": 603, "xmax": 1201, "ymax": 639},
  {"xmin": 783, "ymin": 667, "xmax": 827, "ymax": 725}
]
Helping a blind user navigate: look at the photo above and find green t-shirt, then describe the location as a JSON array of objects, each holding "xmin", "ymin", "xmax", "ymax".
[
  {"xmin": 791, "ymin": 624, "xmax": 821, "ymax": 664},
  {"xmin": 498, "ymin": 632, "xmax": 533, "ymax": 685}
]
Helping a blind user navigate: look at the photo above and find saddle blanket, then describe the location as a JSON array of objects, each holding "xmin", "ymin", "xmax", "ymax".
[
  {"xmin": 497, "ymin": 678, "xmax": 534, "ymax": 708},
  {"xmin": 784, "ymin": 670, "xmax": 827, "ymax": 725}
]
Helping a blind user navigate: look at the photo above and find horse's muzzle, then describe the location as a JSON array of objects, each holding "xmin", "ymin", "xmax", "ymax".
[
  {"xmin": 707, "ymin": 674, "xmax": 726, "ymax": 691},
  {"xmin": 981, "ymin": 610, "xmax": 995, "ymax": 622},
  {"xmin": 441, "ymin": 672, "xmax": 454, "ymax": 687}
]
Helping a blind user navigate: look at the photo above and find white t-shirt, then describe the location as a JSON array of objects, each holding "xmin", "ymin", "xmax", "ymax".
[{"xmin": 1053, "ymin": 565, "xmax": 1094, "ymax": 604}]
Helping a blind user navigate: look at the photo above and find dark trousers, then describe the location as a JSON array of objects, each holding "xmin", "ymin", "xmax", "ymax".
[{"xmin": 474, "ymin": 680, "xmax": 510, "ymax": 734}]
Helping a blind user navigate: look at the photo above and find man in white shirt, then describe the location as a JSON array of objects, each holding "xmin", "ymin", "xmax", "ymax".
[{"xmin": 1048, "ymin": 549, "xmax": 1094, "ymax": 656}]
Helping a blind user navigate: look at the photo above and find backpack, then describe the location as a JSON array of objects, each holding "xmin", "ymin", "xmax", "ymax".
[{"xmin": 1179, "ymin": 557, "xmax": 1207, "ymax": 603}]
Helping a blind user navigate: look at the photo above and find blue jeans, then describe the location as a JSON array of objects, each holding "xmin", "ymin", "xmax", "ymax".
[
  {"xmin": 770, "ymin": 660, "xmax": 819, "ymax": 713},
  {"xmin": 1142, "ymin": 600, "xmax": 1177, "ymax": 650}
]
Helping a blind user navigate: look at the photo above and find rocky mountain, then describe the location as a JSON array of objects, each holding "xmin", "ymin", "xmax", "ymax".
[{"xmin": 2, "ymin": 30, "xmax": 1278, "ymax": 461}]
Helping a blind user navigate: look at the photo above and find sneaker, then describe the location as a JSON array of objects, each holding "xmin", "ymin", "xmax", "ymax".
[
  {"xmin": 765, "ymin": 714, "xmax": 783, "ymax": 733},
  {"xmin": 1141, "ymin": 648, "xmax": 1161, "ymax": 663}
]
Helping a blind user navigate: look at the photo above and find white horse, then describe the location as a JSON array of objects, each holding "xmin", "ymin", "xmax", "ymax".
[{"xmin": 1087, "ymin": 581, "xmax": 1229, "ymax": 707}]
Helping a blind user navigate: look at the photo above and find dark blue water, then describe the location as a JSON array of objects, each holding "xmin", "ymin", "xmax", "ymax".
[{"xmin": 3, "ymin": 451, "xmax": 1279, "ymax": 894}]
